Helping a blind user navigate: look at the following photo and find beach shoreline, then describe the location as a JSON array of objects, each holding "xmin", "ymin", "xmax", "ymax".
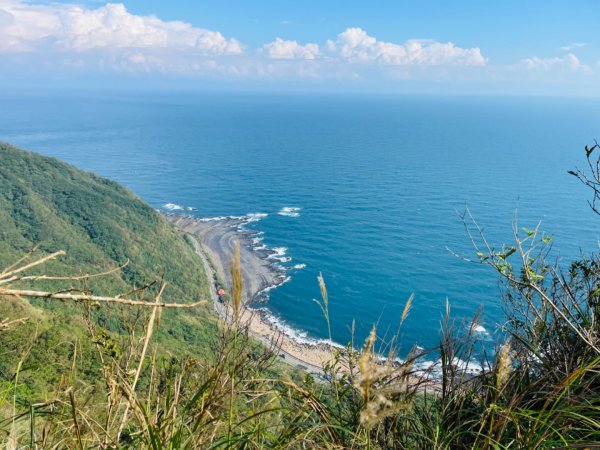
[{"xmin": 165, "ymin": 213, "xmax": 335, "ymax": 375}]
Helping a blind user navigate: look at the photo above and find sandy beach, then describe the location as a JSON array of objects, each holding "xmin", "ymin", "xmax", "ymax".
[{"xmin": 166, "ymin": 213, "xmax": 335, "ymax": 375}]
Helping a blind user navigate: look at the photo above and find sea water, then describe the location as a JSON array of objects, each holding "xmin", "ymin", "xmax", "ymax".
[{"xmin": 2, "ymin": 91, "xmax": 599, "ymax": 355}]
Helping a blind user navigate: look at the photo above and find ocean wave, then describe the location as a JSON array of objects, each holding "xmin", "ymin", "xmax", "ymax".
[
  {"xmin": 271, "ymin": 263, "xmax": 288, "ymax": 272},
  {"xmin": 253, "ymin": 307, "xmax": 345, "ymax": 349},
  {"xmin": 234, "ymin": 213, "xmax": 269, "ymax": 233},
  {"xmin": 257, "ymin": 284, "xmax": 279, "ymax": 295},
  {"xmin": 163, "ymin": 202, "xmax": 197, "ymax": 211},
  {"xmin": 272, "ymin": 256, "xmax": 292, "ymax": 263},
  {"xmin": 278, "ymin": 206, "xmax": 301, "ymax": 217},
  {"xmin": 413, "ymin": 357, "xmax": 484, "ymax": 377},
  {"xmin": 256, "ymin": 275, "xmax": 292, "ymax": 297},
  {"xmin": 292, "ymin": 263, "xmax": 306, "ymax": 270},
  {"xmin": 163, "ymin": 202, "xmax": 184, "ymax": 211},
  {"xmin": 247, "ymin": 212, "xmax": 268, "ymax": 222},
  {"xmin": 470, "ymin": 323, "xmax": 489, "ymax": 335},
  {"xmin": 267, "ymin": 247, "xmax": 288, "ymax": 259},
  {"xmin": 198, "ymin": 213, "xmax": 267, "ymax": 226},
  {"xmin": 198, "ymin": 215, "xmax": 243, "ymax": 222}
]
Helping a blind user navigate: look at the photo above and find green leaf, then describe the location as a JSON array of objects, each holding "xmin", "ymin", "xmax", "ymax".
[{"xmin": 522, "ymin": 227, "xmax": 535, "ymax": 237}]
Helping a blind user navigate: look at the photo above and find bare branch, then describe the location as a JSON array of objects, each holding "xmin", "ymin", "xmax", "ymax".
[
  {"xmin": 569, "ymin": 141, "xmax": 600, "ymax": 215},
  {"xmin": 0, "ymin": 244, "xmax": 40, "ymax": 276},
  {"xmin": 0, "ymin": 288, "xmax": 206, "ymax": 309},
  {"xmin": 0, "ymin": 317, "xmax": 29, "ymax": 331},
  {"xmin": 18, "ymin": 261, "xmax": 128, "ymax": 282},
  {"xmin": 0, "ymin": 261, "xmax": 129, "ymax": 286},
  {"xmin": 0, "ymin": 250, "xmax": 65, "ymax": 280}
]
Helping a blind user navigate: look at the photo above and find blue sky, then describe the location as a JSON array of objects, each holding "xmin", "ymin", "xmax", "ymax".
[
  {"xmin": 1, "ymin": 0, "xmax": 598, "ymax": 94},
  {"xmin": 119, "ymin": 1, "xmax": 599, "ymax": 62}
]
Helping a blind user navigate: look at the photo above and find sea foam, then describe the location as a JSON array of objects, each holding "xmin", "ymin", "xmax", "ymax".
[
  {"xmin": 268, "ymin": 247, "xmax": 288, "ymax": 257},
  {"xmin": 278, "ymin": 206, "xmax": 301, "ymax": 217},
  {"xmin": 198, "ymin": 215, "xmax": 242, "ymax": 222},
  {"xmin": 163, "ymin": 202, "xmax": 197, "ymax": 211},
  {"xmin": 254, "ymin": 307, "xmax": 345, "ymax": 349},
  {"xmin": 471, "ymin": 324, "xmax": 488, "ymax": 334},
  {"xmin": 413, "ymin": 357, "xmax": 485, "ymax": 378},
  {"xmin": 163, "ymin": 202, "xmax": 184, "ymax": 211},
  {"xmin": 267, "ymin": 247, "xmax": 291, "ymax": 263},
  {"xmin": 247, "ymin": 212, "xmax": 268, "ymax": 222}
]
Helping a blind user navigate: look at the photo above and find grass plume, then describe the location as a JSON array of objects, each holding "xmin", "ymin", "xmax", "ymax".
[{"xmin": 228, "ymin": 241, "xmax": 243, "ymax": 323}]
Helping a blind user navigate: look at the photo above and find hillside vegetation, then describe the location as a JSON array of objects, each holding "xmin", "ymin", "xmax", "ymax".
[
  {"xmin": 0, "ymin": 142, "xmax": 209, "ymax": 301},
  {"xmin": 0, "ymin": 142, "xmax": 218, "ymax": 397}
]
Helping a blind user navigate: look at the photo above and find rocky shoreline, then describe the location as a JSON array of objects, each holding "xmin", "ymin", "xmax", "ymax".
[{"xmin": 165, "ymin": 212, "xmax": 334, "ymax": 374}]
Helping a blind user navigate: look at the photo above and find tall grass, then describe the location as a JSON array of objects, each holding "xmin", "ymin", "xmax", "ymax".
[{"xmin": 2, "ymin": 238, "xmax": 600, "ymax": 448}]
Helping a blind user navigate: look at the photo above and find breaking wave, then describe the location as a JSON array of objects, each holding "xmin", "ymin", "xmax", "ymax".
[{"xmin": 278, "ymin": 206, "xmax": 301, "ymax": 217}]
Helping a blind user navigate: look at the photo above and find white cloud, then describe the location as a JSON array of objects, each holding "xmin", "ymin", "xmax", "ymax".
[
  {"xmin": 0, "ymin": 0, "xmax": 242, "ymax": 54},
  {"xmin": 0, "ymin": 4, "xmax": 487, "ymax": 78},
  {"xmin": 3, "ymin": 1, "xmax": 595, "ymax": 94},
  {"xmin": 522, "ymin": 53, "xmax": 592, "ymax": 74},
  {"xmin": 325, "ymin": 27, "xmax": 486, "ymax": 66},
  {"xmin": 264, "ymin": 38, "xmax": 320, "ymax": 60},
  {"xmin": 559, "ymin": 42, "xmax": 586, "ymax": 52}
]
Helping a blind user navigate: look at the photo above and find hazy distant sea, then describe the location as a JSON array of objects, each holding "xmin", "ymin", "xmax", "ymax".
[{"xmin": 2, "ymin": 91, "xmax": 599, "ymax": 354}]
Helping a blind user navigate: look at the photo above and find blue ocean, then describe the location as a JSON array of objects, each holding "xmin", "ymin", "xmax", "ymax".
[{"xmin": 2, "ymin": 91, "xmax": 599, "ymax": 354}]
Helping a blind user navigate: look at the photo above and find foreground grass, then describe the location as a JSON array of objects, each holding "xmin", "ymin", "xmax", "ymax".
[{"xmin": 1, "ymin": 232, "xmax": 600, "ymax": 449}]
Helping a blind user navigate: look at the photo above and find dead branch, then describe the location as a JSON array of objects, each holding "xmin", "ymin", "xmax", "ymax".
[
  {"xmin": 0, "ymin": 250, "xmax": 205, "ymax": 308},
  {"xmin": 0, "ymin": 250, "xmax": 65, "ymax": 280},
  {"xmin": 0, "ymin": 288, "xmax": 206, "ymax": 309},
  {"xmin": 569, "ymin": 140, "xmax": 600, "ymax": 215},
  {"xmin": 0, "ymin": 317, "xmax": 29, "ymax": 331}
]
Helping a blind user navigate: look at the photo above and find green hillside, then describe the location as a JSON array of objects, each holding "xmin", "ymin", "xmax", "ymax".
[
  {"xmin": 0, "ymin": 142, "xmax": 217, "ymax": 396},
  {"xmin": 0, "ymin": 142, "xmax": 209, "ymax": 301}
]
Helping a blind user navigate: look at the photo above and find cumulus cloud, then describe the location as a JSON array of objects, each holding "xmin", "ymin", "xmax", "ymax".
[
  {"xmin": 325, "ymin": 27, "xmax": 486, "ymax": 66},
  {"xmin": 0, "ymin": 3, "xmax": 488, "ymax": 78},
  {"xmin": 264, "ymin": 38, "xmax": 320, "ymax": 59},
  {"xmin": 521, "ymin": 53, "xmax": 592, "ymax": 74},
  {"xmin": 0, "ymin": 0, "xmax": 242, "ymax": 54},
  {"xmin": 6, "ymin": 1, "xmax": 595, "ymax": 92}
]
